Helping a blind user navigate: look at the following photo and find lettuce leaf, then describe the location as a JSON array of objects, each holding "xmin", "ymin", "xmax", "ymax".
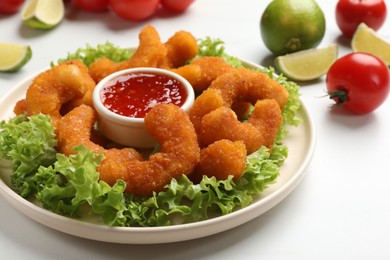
[
  {"xmin": 0, "ymin": 39, "xmax": 301, "ymax": 227},
  {"xmin": 35, "ymin": 145, "xmax": 127, "ymax": 226},
  {"xmin": 0, "ymin": 114, "xmax": 57, "ymax": 197},
  {"xmin": 54, "ymin": 41, "xmax": 133, "ymax": 67}
]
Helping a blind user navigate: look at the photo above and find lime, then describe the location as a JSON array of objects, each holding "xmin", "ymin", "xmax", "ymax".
[
  {"xmin": 275, "ymin": 44, "xmax": 338, "ymax": 81},
  {"xmin": 21, "ymin": 0, "xmax": 64, "ymax": 30},
  {"xmin": 260, "ymin": 0, "xmax": 326, "ymax": 56},
  {"xmin": 352, "ymin": 23, "xmax": 390, "ymax": 66},
  {"xmin": 0, "ymin": 43, "xmax": 32, "ymax": 72}
]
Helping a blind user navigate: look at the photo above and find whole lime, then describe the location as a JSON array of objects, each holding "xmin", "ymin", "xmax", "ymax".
[{"xmin": 260, "ymin": 0, "xmax": 326, "ymax": 56}]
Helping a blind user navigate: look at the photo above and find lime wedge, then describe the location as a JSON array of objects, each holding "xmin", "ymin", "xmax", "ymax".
[
  {"xmin": 275, "ymin": 44, "xmax": 338, "ymax": 81},
  {"xmin": 0, "ymin": 43, "xmax": 32, "ymax": 72},
  {"xmin": 21, "ymin": 0, "xmax": 64, "ymax": 30},
  {"xmin": 352, "ymin": 23, "xmax": 390, "ymax": 65}
]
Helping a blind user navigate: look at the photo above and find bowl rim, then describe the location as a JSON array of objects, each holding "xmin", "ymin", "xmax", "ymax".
[{"xmin": 92, "ymin": 67, "xmax": 195, "ymax": 126}]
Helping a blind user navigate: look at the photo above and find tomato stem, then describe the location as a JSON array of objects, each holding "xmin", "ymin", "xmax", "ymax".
[{"xmin": 328, "ymin": 89, "xmax": 348, "ymax": 107}]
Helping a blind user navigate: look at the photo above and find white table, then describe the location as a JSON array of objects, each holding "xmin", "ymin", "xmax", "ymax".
[{"xmin": 1, "ymin": 0, "xmax": 389, "ymax": 258}]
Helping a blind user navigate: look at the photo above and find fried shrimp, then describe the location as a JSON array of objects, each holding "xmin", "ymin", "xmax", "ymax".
[
  {"xmin": 198, "ymin": 99, "xmax": 282, "ymax": 154},
  {"xmin": 199, "ymin": 106, "xmax": 263, "ymax": 154},
  {"xmin": 89, "ymin": 25, "xmax": 168, "ymax": 82},
  {"xmin": 18, "ymin": 60, "xmax": 95, "ymax": 127},
  {"xmin": 188, "ymin": 88, "xmax": 225, "ymax": 134},
  {"xmin": 171, "ymin": 57, "xmax": 234, "ymax": 94},
  {"xmin": 89, "ymin": 26, "xmax": 199, "ymax": 83},
  {"xmin": 115, "ymin": 25, "xmax": 167, "ymax": 70},
  {"xmin": 57, "ymin": 103, "xmax": 200, "ymax": 197},
  {"xmin": 247, "ymin": 99, "xmax": 284, "ymax": 149},
  {"xmin": 56, "ymin": 104, "xmax": 107, "ymax": 155},
  {"xmin": 190, "ymin": 139, "xmax": 247, "ymax": 183},
  {"xmin": 190, "ymin": 56, "xmax": 234, "ymax": 92},
  {"xmin": 188, "ymin": 66, "xmax": 285, "ymax": 155},
  {"xmin": 99, "ymin": 103, "xmax": 200, "ymax": 196},
  {"xmin": 209, "ymin": 67, "xmax": 289, "ymax": 109},
  {"xmin": 163, "ymin": 30, "xmax": 199, "ymax": 68}
]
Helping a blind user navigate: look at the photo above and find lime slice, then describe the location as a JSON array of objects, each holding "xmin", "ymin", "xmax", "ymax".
[
  {"xmin": 275, "ymin": 44, "xmax": 338, "ymax": 81},
  {"xmin": 21, "ymin": 0, "xmax": 64, "ymax": 30},
  {"xmin": 0, "ymin": 43, "xmax": 32, "ymax": 72},
  {"xmin": 352, "ymin": 23, "xmax": 390, "ymax": 66}
]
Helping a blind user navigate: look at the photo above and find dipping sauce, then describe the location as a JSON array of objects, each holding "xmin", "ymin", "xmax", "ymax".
[{"xmin": 101, "ymin": 72, "xmax": 188, "ymax": 118}]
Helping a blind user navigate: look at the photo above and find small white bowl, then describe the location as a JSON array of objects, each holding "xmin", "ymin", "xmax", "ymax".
[{"xmin": 92, "ymin": 67, "xmax": 195, "ymax": 148}]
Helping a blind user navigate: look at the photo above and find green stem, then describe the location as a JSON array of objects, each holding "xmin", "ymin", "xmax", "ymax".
[{"xmin": 328, "ymin": 89, "xmax": 348, "ymax": 107}]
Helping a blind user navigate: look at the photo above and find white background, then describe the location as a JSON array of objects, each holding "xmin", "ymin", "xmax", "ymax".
[{"xmin": 1, "ymin": 0, "xmax": 390, "ymax": 259}]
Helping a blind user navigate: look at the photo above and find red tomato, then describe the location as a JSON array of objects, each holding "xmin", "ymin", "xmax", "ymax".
[
  {"xmin": 108, "ymin": 0, "xmax": 160, "ymax": 21},
  {"xmin": 326, "ymin": 52, "xmax": 390, "ymax": 114},
  {"xmin": 336, "ymin": 0, "xmax": 387, "ymax": 38},
  {"xmin": 0, "ymin": 0, "xmax": 24, "ymax": 14},
  {"xmin": 160, "ymin": 0, "xmax": 195, "ymax": 13},
  {"xmin": 72, "ymin": 0, "xmax": 109, "ymax": 12}
]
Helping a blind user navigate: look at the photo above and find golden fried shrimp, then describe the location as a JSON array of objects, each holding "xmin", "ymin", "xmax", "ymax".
[
  {"xmin": 13, "ymin": 99, "xmax": 27, "ymax": 115},
  {"xmin": 89, "ymin": 26, "xmax": 199, "ymax": 83},
  {"xmin": 209, "ymin": 67, "xmax": 289, "ymax": 109},
  {"xmin": 247, "ymin": 99, "xmax": 284, "ymax": 149},
  {"xmin": 188, "ymin": 88, "xmax": 225, "ymax": 134},
  {"xmin": 162, "ymin": 30, "xmax": 199, "ymax": 68},
  {"xmin": 170, "ymin": 64, "xmax": 202, "ymax": 88},
  {"xmin": 98, "ymin": 103, "xmax": 200, "ymax": 196},
  {"xmin": 190, "ymin": 56, "xmax": 234, "ymax": 92},
  {"xmin": 21, "ymin": 60, "xmax": 95, "ymax": 127},
  {"xmin": 89, "ymin": 25, "xmax": 168, "ymax": 82},
  {"xmin": 57, "ymin": 103, "xmax": 200, "ymax": 197},
  {"xmin": 190, "ymin": 140, "xmax": 247, "ymax": 183},
  {"xmin": 56, "ymin": 104, "xmax": 107, "ymax": 155},
  {"xmin": 88, "ymin": 58, "xmax": 117, "ymax": 85},
  {"xmin": 199, "ymin": 99, "xmax": 282, "ymax": 154},
  {"xmin": 116, "ymin": 25, "xmax": 167, "ymax": 70},
  {"xmin": 199, "ymin": 106, "xmax": 262, "ymax": 153}
]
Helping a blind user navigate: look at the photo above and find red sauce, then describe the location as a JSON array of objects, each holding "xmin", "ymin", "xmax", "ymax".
[{"xmin": 101, "ymin": 72, "xmax": 188, "ymax": 118}]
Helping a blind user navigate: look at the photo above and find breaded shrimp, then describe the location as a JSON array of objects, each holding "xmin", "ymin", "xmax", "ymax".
[
  {"xmin": 89, "ymin": 26, "xmax": 199, "ymax": 83},
  {"xmin": 199, "ymin": 106, "xmax": 263, "ymax": 153},
  {"xmin": 98, "ymin": 103, "xmax": 200, "ymax": 196},
  {"xmin": 116, "ymin": 25, "xmax": 167, "ymax": 70},
  {"xmin": 170, "ymin": 64, "xmax": 202, "ymax": 89},
  {"xmin": 209, "ymin": 67, "xmax": 289, "ymax": 109},
  {"xmin": 190, "ymin": 140, "xmax": 247, "ymax": 183},
  {"xmin": 21, "ymin": 60, "xmax": 95, "ymax": 127},
  {"xmin": 57, "ymin": 103, "xmax": 200, "ymax": 197},
  {"xmin": 56, "ymin": 104, "xmax": 107, "ymax": 155},
  {"xmin": 188, "ymin": 88, "xmax": 225, "ymax": 134},
  {"xmin": 247, "ymin": 99, "xmax": 284, "ymax": 149},
  {"xmin": 198, "ymin": 99, "xmax": 282, "ymax": 154},
  {"xmin": 89, "ymin": 25, "xmax": 168, "ymax": 82},
  {"xmin": 162, "ymin": 30, "xmax": 199, "ymax": 68},
  {"xmin": 13, "ymin": 99, "xmax": 27, "ymax": 115},
  {"xmin": 190, "ymin": 56, "xmax": 233, "ymax": 92}
]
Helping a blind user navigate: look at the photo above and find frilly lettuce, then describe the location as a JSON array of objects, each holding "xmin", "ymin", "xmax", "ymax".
[
  {"xmin": 0, "ymin": 114, "xmax": 57, "ymax": 197},
  {"xmin": 0, "ymin": 39, "xmax": 301, "ymax": 227}
]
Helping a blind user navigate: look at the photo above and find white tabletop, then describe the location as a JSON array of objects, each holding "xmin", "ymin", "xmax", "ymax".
[{"xmin": 1, "ymin": 0, "xmax": 390, "ymax": 259}]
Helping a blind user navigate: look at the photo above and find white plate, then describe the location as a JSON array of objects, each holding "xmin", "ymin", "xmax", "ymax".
[{"xmin": 0, "ymin": 61, "xmax": 316, "ymax": 244}]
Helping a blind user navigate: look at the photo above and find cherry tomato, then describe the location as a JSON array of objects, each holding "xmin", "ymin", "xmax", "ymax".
[
  {"xmin": 108, "ymin": 0, "xmax": 160, "ymax": 21},
  {"xmin": 0, "ymin": 0, "xmax": 24, "ymax": 14},
  {"xmin": 72, "ymin": 0, "xmax": 109, "ymax": 12},
  {"xmin": 336, "ymin": 0, "xmax": 387, "ymax": 38},
  {"xmin": 326, "ymin": 52, "xmax": 390, "ymax": 114},
  {"xmin": 160, "ymin": 0, "xmax": 195, "ymax": 13}
]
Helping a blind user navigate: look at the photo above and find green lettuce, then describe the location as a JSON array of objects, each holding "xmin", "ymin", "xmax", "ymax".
[
  {"xmin": 35, "ymin": 145, "xmax": 127, "ymax": 226},
  {"xmin": 0, "ymin": 114, "xmax": 57, "ymax": 197},
  {"xmin": 53, "ymin": 41, "xmax": 133, "ymax": 67},
  {"xmin": 0, "ymin": 39, "xmax": 301, "ymax": 227}
]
